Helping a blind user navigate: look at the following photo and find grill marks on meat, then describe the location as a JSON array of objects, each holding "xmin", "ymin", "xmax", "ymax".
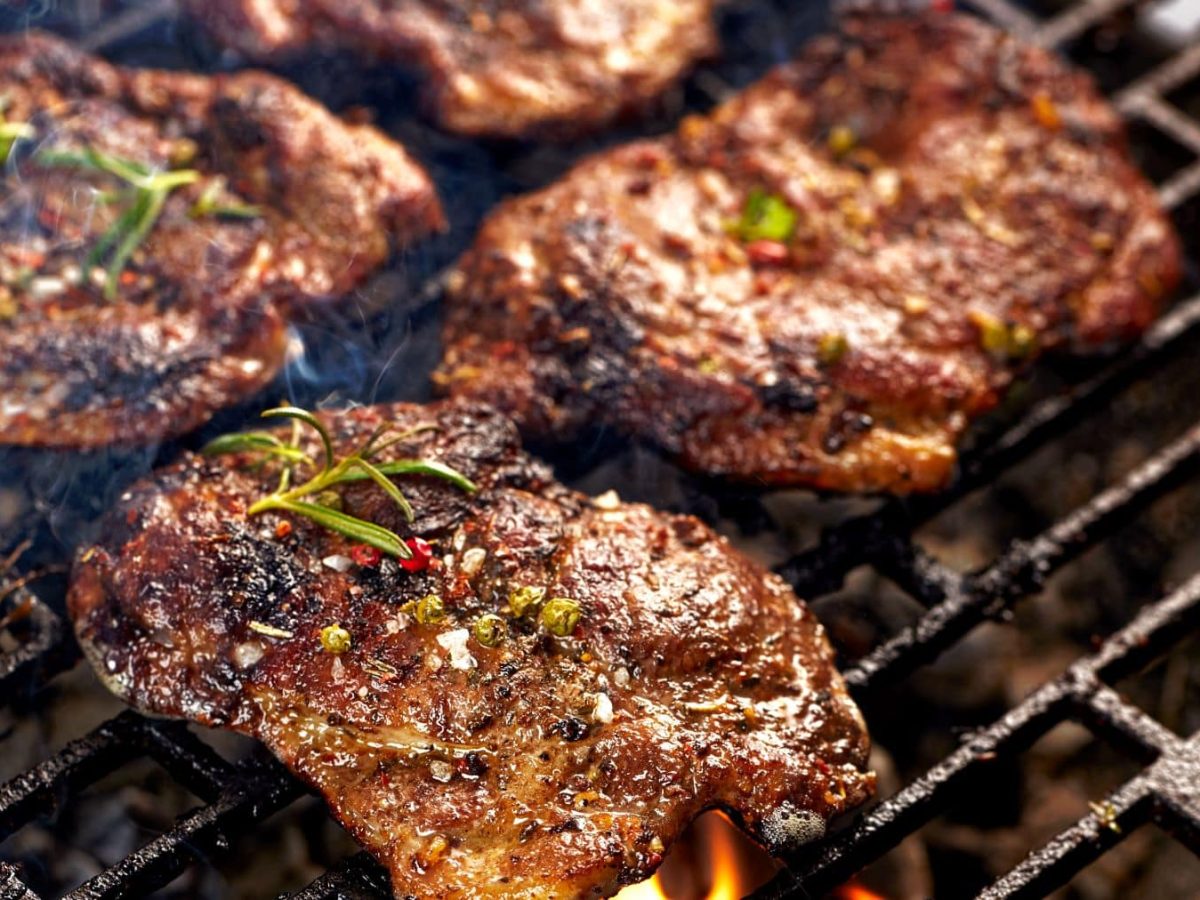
[
  {"xmin": 0, "ymin": 33, "xmax": 443, "ymax": 448},
  {"xmin": 183, "ymin": 0, "xmax": 720, "ymax": 139},
  {"xmin": 436, "ymin": 12, "xmax": 1182, "ymax": 494},
  {"xmin": 68, "ymin": 402, "xmax": 873, "ymax": 898}
]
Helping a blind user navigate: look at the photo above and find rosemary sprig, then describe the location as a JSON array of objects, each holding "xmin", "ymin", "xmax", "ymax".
[
  {"xmin": 203, "ymin": 407, "xmax": 477, "ymax": 559},
  {"xmin": 36, "ymin": 146, "xmax": 200, "ymax": 300},
  {"xmin": 34, "ymin": 146, "xmax": 261, "ymax": 300}
]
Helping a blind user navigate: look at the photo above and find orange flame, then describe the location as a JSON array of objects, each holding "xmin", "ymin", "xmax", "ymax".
[
  {"xmin": 615, "ymin": 811, "xmax": 779, "ymax": 899},
  {"xmin": 831, "ymin": 882, "xmax": 887, "ymax": 900}
]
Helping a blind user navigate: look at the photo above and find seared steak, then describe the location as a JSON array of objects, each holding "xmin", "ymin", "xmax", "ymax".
[
  {"xmin": 183, "ymin": 0, "xmax": 720, "ymax": 139},
  {"xmin": 69, "ymin": 401, "xmax": 874, "ymax": 898},
  {"xmin": 436, "ymin": 12, "xmax": 1181, "ymax": 494},
  {"xmin": 0, "ymin": 33, "xmax": 443, "ymax": 449}
]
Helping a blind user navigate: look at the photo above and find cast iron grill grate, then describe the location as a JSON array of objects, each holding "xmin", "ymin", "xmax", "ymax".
[{"xmin": 2, "ymin": 0, "xmax": 1200, "ymax": 897}]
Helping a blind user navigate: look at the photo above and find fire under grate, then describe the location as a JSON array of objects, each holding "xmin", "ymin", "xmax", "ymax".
[{"xmin": 3, "ymin": 0, "xmax": 1200, "ymax": 897}]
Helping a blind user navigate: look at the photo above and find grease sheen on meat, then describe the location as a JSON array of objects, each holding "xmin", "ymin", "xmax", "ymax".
[
  {"xmin": 183, "ymin": 0, "xmax": 720, "ymax": 139},
  {"xmin": 437, "ymin": 12, "xmax": 1181, "ymax": 494},
  {"xmin": 69, "ymin": 402, "xmax": 874, "ymax": 898},
  {"xmin": 0, "ymin": 33, "xmax": 443, "ymax": 448}
]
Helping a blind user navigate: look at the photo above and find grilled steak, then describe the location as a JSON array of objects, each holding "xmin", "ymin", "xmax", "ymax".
[
  {"xmin": 182, "ymin": 0, "xmax": 720, "ymax": 139},
  {"xmin": 436, "ymin": 11, "xmax": 1182, "ymax": 494},
  {"xmin": 69, "ymin": 401, "xmax": 874, "ymax": 898},
  {"xmin": 0, "ymin": 33, "xmax": 443, "ymax": 449}
]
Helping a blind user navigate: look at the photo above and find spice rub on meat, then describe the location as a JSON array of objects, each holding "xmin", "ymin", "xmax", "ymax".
[
  {"xmin": 436, "ymin": 12, "xmax": 1182, "ymax": 494},
  {"xmin": 0, "ymin": 33, "xmax": 443, "ymax": 449},
  {"xmin": 183, "ymin": 0, "xmax": 721, "ymax": 139},
  {"xmin": 69, "ymin": 401, "xmax": 874, "ymax": 898}
]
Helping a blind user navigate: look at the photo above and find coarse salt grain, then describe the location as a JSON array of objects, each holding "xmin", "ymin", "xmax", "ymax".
[
  {"xmin": 592, "ymin": 490, "xmax": 621, "ymax": 511},
  {"xmin": 592, "ymin": 693, "xmax": 614, "ymax": 724},
  {"xmin": 232, "ymin": 641, "xmax": 264, "ymax": 669},
  {"xmin": 460, "ymin": 547, "xmax": 487, "ymax": 577},
  {"xmin": 322, "ymin": 554, "xmax": 353, "ymax": 572},
  {"xmin": 436, "ymin": 628, "xmax": 477, "ymax": 670}
]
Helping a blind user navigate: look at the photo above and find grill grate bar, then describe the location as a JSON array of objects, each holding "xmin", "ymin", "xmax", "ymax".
[
  {"xmin": 1116, "ymin": 40, "xmax": 1200, "ymax": 111},
  {"xmin": 1, "ymin": 864, "xmax": 39, "ymax": 900},
  {"xmin": 0, "ymin": 593, "xmax": 71, "ymax": 691},
  {"xmin": 1127, "ymin": 93, "xmax": 1200, "ymax": 159},
  {"xmin": 1077, "ymin": 684, "xmax": 1179, "ymax": 761},
  {"xmin": 758, "ymin": 569, "xmax": 1200, "ymax": 898},
  {"xmin": 845, "ymin": 421, "xmax": 1200, "ymax": 692},
  {"xmin": 65, "ymin": 759, "xmax": 302, "ymax": 900},
  {"xmin": 0, "ymin": 711, "xmax": 148, "ymax": 842},
  {"xmin": 976, "ymin": 772, "xmax": 1157, "ymax": 899},
  {"xmin": 1159, "ymin": 158, "xmax": 1200, "ymax": 211},
  {"xmin": 964, "ymin": 0, "xmax": 1040, "ymax": 38},
  {"xmin": 1034, "ymin": 0, "xmax": 1139, "ymax": 47},
  {"xmin": 283, "ymin": 853, "xmax": 391, "ymax": 899}
]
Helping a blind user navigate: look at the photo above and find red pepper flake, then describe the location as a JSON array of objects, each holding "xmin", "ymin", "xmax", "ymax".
[
  {"xmin": 745, "ymin": 239, "xmax": 790, "ymax": 266},
  {"xmin": 814, "ymin": 757, "xmax": 831, "ymax": 775},
  {"xmin": 400, "ymin": 537, "xmax": 434, "ymax": 573},
  {"xmin": 633, "ymin": 145, "xmax": 667, "ymax": 168},
  {"xmin": 274, "ymin": 520, "xmax": 293, "ymax": 539},
  {"xmin": 931, "ymin": 0, "xmax": 954, "ymax": 11},
  {"xmin": 351, "ymin": 544, "xmax": 382, "ymax": 567},
  {"xmin": 754, "ymin": 271, "xmax": 780, "ymax": 295}
]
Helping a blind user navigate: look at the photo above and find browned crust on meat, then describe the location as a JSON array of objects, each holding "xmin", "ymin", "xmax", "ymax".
[
  {"xmin": 68, "ymin": 400, "xmax": 873, "ymax": 898},
  {"xmin": 182, "ymin": 0, "xmax": 720, "ymax": 139},
  {"xmin": 0, "ymin": 32, "xmax": 444, "ymax": 448},
  {"xmin": 436, "ymin": 12, "xmax": 1181, "ymax": 494}
]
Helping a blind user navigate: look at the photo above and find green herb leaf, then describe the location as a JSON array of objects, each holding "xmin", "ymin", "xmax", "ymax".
[
  {"xmin": 278, "ymin": 500, "xmax": 408, "ymax": 557},
  {"xmin": 261, "ymin": 407, "xmax": 335, "ymax": 471},
  {"xmin": 102, "ymin": 187, "xmax": 163, "ymax": 300},
  {"xmin": 0, "ymin": 121, "xmax": 34, "ymax": 168},
  {"xmin": 344, "ymin": 458, "xmax": 416, "ymax": 522},
  {"xmin": 361, "ymin": 423, "xmax": 439, "ymax": 460},
  {"xmin": 341, "ymin": 459, "xmax": 478, "ymax": 495},
  {"xmin": 727, "ymin": 189, "xmax": 798, "ymax": 243},
  {"xmin": 189, "ymin": 177, "xmax": 261, "ymax": 219},
  {"xmin": 202, "ymin": 431, "xmax": 311, "ymax": 464},
  {"xmin": 35, "ymin": 146, "xmax": 201, "ymax": 299}
]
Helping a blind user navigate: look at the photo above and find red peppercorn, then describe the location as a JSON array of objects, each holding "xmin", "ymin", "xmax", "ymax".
[
  {"xmin": 745, "ymin": 239, "xmax": 790, "ymax": 266},
  {"xmin": 399, "ymin": 537, "xmax": 433, "ymax": 573},
  {"xmin": 351, "ymin": 544, "xmax": 382, "ymax": 567}
]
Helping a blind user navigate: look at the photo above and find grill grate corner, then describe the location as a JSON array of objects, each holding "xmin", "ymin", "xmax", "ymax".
[{"xmin": 2, "ymin": 0, "xmax": 1200, "ymax": 897}]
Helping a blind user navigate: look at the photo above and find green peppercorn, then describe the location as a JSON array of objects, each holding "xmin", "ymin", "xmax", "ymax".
[
  {"xmin": 509, "ymin": 585, "xmax": 547, "ymax": 618},
  {"xmin": 828, "ymin": 124, "xmax": 857, "ymax": 157},
  {"xmin": 816, "ymin": 333, "xmax": 849, "ymax": 366},
  {"xmin": 313, "ymin": 489, "xmax": 343, "ymax": 511},
  {"xmin": 415, "ymin": 593, "xmax": 446, "ymax": 625},
  {"xmin": 1007, "ymin": 323, "xmax": 1036, "ymax": 358},
  {"xmin": 540, "ymin": 597, "xmax": 582, "ymax": 637},
  {"xmin": 320, "ymin": 622, "xmax": 351, "ymax": 654},
  {"xmin": 472, "ymin": 613, "xmax": 507, "ymax": 648}
]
